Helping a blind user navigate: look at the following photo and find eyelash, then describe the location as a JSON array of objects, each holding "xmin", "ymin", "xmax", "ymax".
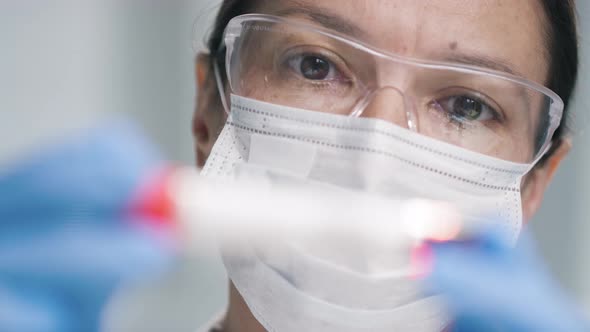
[
  {"xmin": 275, "ymin": 47, "xmax": 506, "ymax": 127},
  {"xmin": 429, "ymin": 91, "xmax": 504, "ymax": 128},
  {"xmin": 281, "ymin": 47, "xmax": 353, "ymax": 84}
]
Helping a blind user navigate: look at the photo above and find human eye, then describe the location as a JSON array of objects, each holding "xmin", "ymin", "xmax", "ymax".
[
  {"xmin": 430, "ymin": 90, "xmax": 503, "ymax": 127},
  {"xmin": 280, "ymin": 47, "xmax": 353, "ymax": 85}
]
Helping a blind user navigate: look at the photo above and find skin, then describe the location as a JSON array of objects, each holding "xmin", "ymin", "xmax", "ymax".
[{"xmin": 193, "ymin": 1, "xmax": 572, "ymax": 331}]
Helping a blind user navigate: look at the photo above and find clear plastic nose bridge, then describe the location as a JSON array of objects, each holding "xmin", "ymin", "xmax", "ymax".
[{"xmin": 350, "ymin": 87, "xmax": 418, "ymax": 132}]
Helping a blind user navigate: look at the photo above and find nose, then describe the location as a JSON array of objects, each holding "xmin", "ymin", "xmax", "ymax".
[{"xmin": 351, "ymin": 87, "xmax": 418, "ymax": 131}]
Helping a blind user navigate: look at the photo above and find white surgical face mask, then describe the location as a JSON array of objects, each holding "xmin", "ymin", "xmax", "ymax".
[{"xmin": 201, "ymin": 94, "xmax": 531, "ymax": 332}]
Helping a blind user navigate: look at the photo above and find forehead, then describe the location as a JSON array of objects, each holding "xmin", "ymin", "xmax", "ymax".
[{"xmin": 255, "ymin": 0, "xmax": 549, "ymax": 84}]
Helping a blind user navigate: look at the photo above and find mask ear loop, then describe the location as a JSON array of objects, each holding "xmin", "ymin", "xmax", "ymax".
[
  {"xmin": 213, "ymin": 58, "xmax": 231, "ymax": 115},
  {"xmin": 519, "ymin": 140, "xmax": 554, "ymax": 176}
]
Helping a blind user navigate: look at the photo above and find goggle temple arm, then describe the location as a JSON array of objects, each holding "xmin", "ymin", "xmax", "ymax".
[{"xmin": 213, "ymin": 58, "xmax": 231, "ymax": 115}]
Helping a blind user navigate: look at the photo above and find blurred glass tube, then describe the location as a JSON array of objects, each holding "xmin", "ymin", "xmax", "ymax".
[{"xmin": 145, "ymin": 168, "xmax": 465, "ymax": 254}]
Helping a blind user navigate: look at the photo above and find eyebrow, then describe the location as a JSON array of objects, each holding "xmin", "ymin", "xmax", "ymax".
[
  {"xmin": 447, "ymin": 53, "xmax": 533, "ymax": 114},
  {"xmin": 442, "ymin": 53, "xmax": 523, "ymax": 77},
  {"xmin": 273, "ymin": 2, "xmax": 367, "ymax": 39},
  {"xmin": 273, "ymin": 2, "xmax": 525, "ymax": 79}
]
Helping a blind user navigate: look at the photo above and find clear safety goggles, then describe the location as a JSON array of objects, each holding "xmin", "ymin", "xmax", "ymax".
[{"xmin": 215, "ymin": 14, "xmax": 564, "ymax": 164}]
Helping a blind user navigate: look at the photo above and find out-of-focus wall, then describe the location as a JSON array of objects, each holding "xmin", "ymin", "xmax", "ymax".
[
  {"xmin": 1, "ymin": 1, "xmax": 589, "ymax": 331},
  {"xmin": 571, "ymin": 0, "xmax": 590, "ymax": 312},
  {"xmin": 0, "ymin": 1, "xmax": 110, "ymax": 162}
]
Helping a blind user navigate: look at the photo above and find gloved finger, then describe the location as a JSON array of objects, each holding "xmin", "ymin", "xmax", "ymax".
[
  {"xmin": 440, "ymin": 221, "xmax": 514, "ymax": 253},
  {"xmin": 0, "ymin": 284, "xmax": 72, "ymax": 332},
  {"xmin": 512, "ymin": 228, "xmax": 547, "ymax": 267},
  {"xmin": 0, "ymin": 281, "xmax": 116, "ymax": 332},
  {"xmin": 426, "ymin": 235, "xmax": 587, "ymax": 331},
  {"xmin": 450, "ymin": 315, "xmax": 505, "ymax": 332},
  {"xmin": 425, "ymin": 241, "xmax": 516, "ymax": 312},
  {"xmin": 0, "ymin": 222, "xmax": 176, "ymax": 288},
  {"xmin": 0, "ymin": 120, "xmax": 165, "ymax": 227}
]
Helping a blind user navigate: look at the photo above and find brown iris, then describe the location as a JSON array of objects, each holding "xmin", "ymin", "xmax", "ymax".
[{"xmin": 300, "ymin": 56, "xmax": 330, "ymax": 80}]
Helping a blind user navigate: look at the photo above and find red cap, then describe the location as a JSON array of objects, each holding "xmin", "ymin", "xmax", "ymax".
[
  {"xmin": 410, "ymin": 242, "xmax": 434, "ymax": 280},
  {"xmin": 127, "ymin": 167, "xmax": 178, "ymax": 230}
]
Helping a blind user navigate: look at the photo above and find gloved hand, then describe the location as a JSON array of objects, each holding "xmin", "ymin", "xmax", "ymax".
[
  {"xmin": 426, "ymin": 227, "xmax": 590, "ymax": 332},
  {"xmin": 0, "ymin": 121, "xmax": 176, "ymax": 332}
]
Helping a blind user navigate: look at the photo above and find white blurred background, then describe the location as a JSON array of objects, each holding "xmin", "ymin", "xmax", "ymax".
[{"xmin": 1, "ymin": 1, "xmax": 589, "ymax": 331}]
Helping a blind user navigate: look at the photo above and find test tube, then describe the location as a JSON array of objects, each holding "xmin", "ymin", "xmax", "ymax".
[{"xmin": 131, "ymin": 167, "xmax": 465, "ymax": 250}]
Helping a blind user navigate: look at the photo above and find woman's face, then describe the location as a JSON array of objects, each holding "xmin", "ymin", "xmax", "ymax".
[{"xmin": 194, "ymin": 0, "xmax": 569, "ymax": 220}]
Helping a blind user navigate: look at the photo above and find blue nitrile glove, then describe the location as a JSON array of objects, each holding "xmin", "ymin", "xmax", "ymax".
[
  {"xmin": 426, "ymin": 227, "xmax": 589, "ymax": 332},
  {"xmin": 0, "ymin": 121, "xmax": 176, "ymax": 332}
]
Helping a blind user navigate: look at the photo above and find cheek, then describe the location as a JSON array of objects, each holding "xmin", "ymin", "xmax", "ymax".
[{"xmin": 238, "ymin": 69, "xmax": 277, "ymax": 102}]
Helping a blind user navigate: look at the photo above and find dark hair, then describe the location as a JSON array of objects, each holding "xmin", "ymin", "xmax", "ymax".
[
  {"xmin": 206, "ymin": 0, "xmax": 579, "ymax": 159},
  {"xmin": 539, "ymin": 0, "xmax": 579, "ymax": 158}
]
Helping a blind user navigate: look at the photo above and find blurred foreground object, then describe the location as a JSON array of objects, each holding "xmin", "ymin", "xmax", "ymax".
[
  {"xmin": 0, "ymin": 120, "xmax": 461, "ymax": 331},
  {"xmin": 0, "ymin": 122, "xmax": 175, "ymax": 332},
  {"xmin": 3, "ymin": 120, "xmax": 586, "ymax": 332},
  {"xmin": 426, "ymin": 229, "xmax": 590, "ymax": 331}
]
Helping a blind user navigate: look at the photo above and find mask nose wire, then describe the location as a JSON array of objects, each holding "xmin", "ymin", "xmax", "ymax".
[{"xmin": 349, "ymin": 86, "xmax": 419, "ymax": 132}]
